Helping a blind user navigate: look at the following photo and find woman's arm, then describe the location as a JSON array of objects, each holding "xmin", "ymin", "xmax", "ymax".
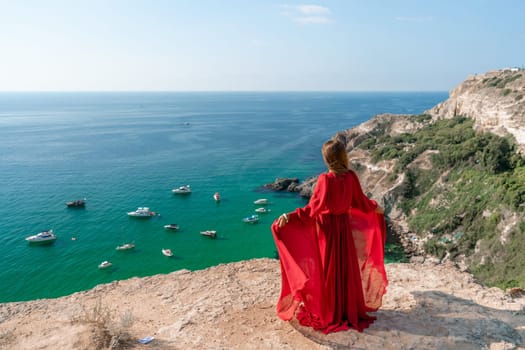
[
  {"xmin": 295, "ymin": 174, "xmax": 327, "ymax": 220},
  {"xmin": 277, "ymin": 174, "xmax": 328, "ymax": 227}
]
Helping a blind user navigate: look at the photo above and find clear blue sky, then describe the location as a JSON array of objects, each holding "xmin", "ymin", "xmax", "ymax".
[{"xmin": 0, "ymin": 0, "xmax": 523, "ymax": 91}]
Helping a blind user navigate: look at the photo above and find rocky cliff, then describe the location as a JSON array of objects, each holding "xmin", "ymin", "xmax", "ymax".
[
  {"xmin": 267, "ymin": 69, "xmax": 525, "ymax": 289},
  {"xmin": 342, "ymin": 70, "xmax": 525, "ymax": 287},
  {"xmin": 427, "ymin": 69, "xmax": 525, "ymax": 152}
]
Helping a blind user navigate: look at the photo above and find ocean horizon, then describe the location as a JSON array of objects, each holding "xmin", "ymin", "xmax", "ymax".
[{"xmin": 0, "ymin": 91, "xmax": 447, "ymax": 303}]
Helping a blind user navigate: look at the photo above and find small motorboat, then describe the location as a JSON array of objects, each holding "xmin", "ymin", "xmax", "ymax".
[
  {"xmin": 164, "ymin": 224, "xmax": 180, "ymax": 231},
  {"xmin": 127, "ymin": 207, "xmax": 156, "ymax": 218},
  {"xmin": 200, "ymin": 230, "xmax": 217, "ymax": 238},
  {"xmin": 162, "ymin": 248, "xmax": 173, "ymax": 257},
  {"xmin": 116, "ymin": 243, "xmax": 135, "ymax": 251},
  {"xmin": 172, "ymin": 185, "xmax": 191, "ymax": 194},
  {"xmin": 25, "ymin": 230, "xmax": 57, "ymax": 244},
  {"xmin": 243, "ymin": 214, "xmax": 259, "ymax": 224},
  {"xmin": 255, "ymin": 207, "xmax": 271, "ymax": 213},
  {"xmin": 66, "ymin": 198, "xmax": 86, "ymax": 207},
  {"xmin": 98, "ymin": 261, "xmax": 112, "ymax": 269},
  {"xmin": 213, "ymin": 192, "xmax": 221, "ymax": 202},
  {"xmin": 253, "ymin": 198, "xmax": 268, "ymax": 205}
]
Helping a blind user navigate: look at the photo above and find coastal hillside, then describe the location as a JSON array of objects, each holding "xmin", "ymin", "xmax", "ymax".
[
  {"xmin": 427, "ymin": 69, "xmax": 525, "ymax": 152},
  {"xmin": 271, "ymin": 69, "xmax": 525, "ymax": 290},
  {"xmin": 0, "ymin": 258, "xmax": 524, "ymax": 349},
  {"xmin": 343, "ymin": 69, "xmax": 525, "ymax": 290}
]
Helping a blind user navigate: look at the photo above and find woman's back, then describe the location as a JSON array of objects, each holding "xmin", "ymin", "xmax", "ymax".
[{"xmin": 314, "ymin": 171, "xmax": 377, "ymax": 217}]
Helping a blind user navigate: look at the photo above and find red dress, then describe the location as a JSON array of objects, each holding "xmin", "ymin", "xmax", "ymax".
[{"xmin": 271, "ymin": 171, "xmax": 388, "ymax": 333}]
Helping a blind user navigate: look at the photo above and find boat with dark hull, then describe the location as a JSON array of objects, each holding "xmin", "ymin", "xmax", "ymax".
[{"xmin": 66, "ymin": 198, "xmax": 86, "ymax": 207}]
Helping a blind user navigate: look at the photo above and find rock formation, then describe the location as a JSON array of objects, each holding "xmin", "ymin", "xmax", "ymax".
[{"xmin": 427, "ymin": 69, "xmax": 525, "ymax": 153}]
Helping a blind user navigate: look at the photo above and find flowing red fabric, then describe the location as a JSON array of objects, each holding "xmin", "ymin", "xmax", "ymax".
[{"xmin": 271, "ymin": 171, "xmax": 388, "ymax": 333}]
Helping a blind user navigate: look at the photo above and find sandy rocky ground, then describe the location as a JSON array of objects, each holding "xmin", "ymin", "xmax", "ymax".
[{"xmin": 0, "ymin": 258, "xmax": 524, "ymax": 350}]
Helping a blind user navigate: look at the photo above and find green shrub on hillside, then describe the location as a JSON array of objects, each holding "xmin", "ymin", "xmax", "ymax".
[
  {"xmin": 365, "ymin": 114, "xmax": 525, "ymax": 289},
  {"xmin": 498, "ymin": 73, "xmax": 522, "ymax": 88}
]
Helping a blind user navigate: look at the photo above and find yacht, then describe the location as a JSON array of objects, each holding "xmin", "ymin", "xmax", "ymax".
[
  {"xmin": 172, "ymin": 185, "xmax": 191, "ymax": 194},
  {"xmin": 116, "ymin": 243, "xmax": 135, "ymax": 251},
  {"xmin": 127, "ymin": 207, "xmax": 156, "ymax": 218},
  {"xmin": 66, "ymin": 198, "xmax": 86, "ymax": 207},
  {"xmin": 164, "ymin": 224, "xmax": 180, "ymax": 231},
  {"xmin": 25, "ymin": 230, "xmax": 57, "ymax": 244},
  {"xmin": 253, "ymin": 198, "xmax": 268, "ymax": 205},
  {"xmin": 200, "ymin": 230, "xmax": 217, "ymax": 238},
  {"xmin": 243, "ymin": 214, "xmax": 259, "ymax": 224},
  {"xmin": 98, "ymin": 261, "xmax": 112, "ymax": 269}
]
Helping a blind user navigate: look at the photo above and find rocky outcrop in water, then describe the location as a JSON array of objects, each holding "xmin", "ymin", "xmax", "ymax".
[
  {"xmin": 264, "ymin": 176, "xmax": 317, "ymax": 198},
  {"xmin": 264, "ymin": 177, "xmax": 299, "ymax": 191}
]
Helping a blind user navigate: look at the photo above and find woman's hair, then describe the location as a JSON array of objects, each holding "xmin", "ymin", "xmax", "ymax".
[{"xmin": 322, "ymin": 139, "xmax": 349, "ymax": 174}]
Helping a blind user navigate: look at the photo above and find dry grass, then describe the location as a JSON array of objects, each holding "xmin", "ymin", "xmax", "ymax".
[{"xmin": 73, "ymin": 299, "xmax": 134, "ymax": 350}]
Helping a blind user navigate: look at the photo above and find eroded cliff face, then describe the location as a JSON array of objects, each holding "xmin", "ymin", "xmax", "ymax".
[
  {"xmin": 427, "ymin": 69, "xmax": 525, "ymax": 152},
  {"xmin": 343, "ymin": 70, "xmax": 525, "ymax": 261}
]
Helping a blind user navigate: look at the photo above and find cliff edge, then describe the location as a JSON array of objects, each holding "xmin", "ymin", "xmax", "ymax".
[
  {"xmin": 427, "ymin": 69, "xmax": 525, "ymax": 153},
  {"xmin": 1, "ymin": 258, "xmax": 524, "ymax": 349}
]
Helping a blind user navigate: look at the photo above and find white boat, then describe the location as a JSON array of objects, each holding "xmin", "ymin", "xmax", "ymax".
[
  {"xmin": 127, "ymin": 207, "xmax": 156, "ymax": 218},
  {"xmin": 255, "ymin": 207, "xmax": 271, "ymax": 213},
  {"xmin": 164, "ymin": 224, "xmax": 180, "ymax": 231},
  {"xmin": 25, "ymin": 230, "xmax": 57, "ymax": 244},
  {"xmin": 213, "ymin": 192, "xmax": 221, "ymax": 202},
  {"xmin": 253, "ymin": 198, "xmax": 268, "ymax": 205},
  {"xmin": 172, "ymin": 185, "xmax": 191, "ymax": 194},
  {"xmin": 200, "ymin": 230, "xmax": 217, "ymax": 238},
  {"xmin": 162, "ymin": 248, "xmax": 173, "ymax": 257},
  {"xmin": 116, "ymin": 243, "xmax": 135, "ymax": 251},
  {"xmin": 243, "ymin": 214, "xmax": 259, "ymax": 224},
  {"xmin": 98, "ymin": 261, "xmax": 112, "ymax": 269}
]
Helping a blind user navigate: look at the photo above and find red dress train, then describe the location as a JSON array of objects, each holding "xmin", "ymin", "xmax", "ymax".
[{"xmin": 271, "ymin": 171, "xmax": 388, "ymax": 333}]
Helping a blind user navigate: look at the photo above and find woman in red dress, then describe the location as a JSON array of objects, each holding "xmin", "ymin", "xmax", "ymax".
[{"xmin": 272, "ymin": 138, "xmax": 388, "ymax": 334}]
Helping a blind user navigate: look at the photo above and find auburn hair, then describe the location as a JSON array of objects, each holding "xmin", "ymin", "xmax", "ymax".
[{"xmin": 322, "ymin": 139, "xmax": 349, "ymax": 175}]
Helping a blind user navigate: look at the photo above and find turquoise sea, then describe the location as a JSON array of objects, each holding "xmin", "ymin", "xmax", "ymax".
[{"xmin": 0, "ymin": 92, "xmax": 446, "ymax": 303}]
